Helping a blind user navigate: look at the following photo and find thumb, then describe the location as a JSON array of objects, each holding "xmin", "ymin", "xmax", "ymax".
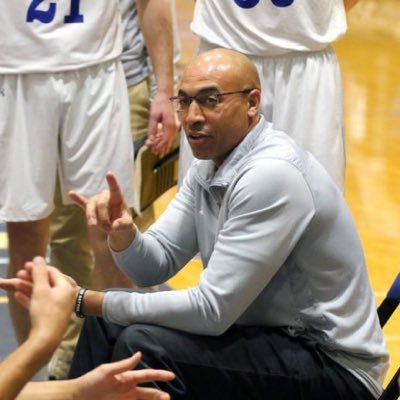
[{"xmin": 111, "ymin": 208, "xmax": 134, "ymax": 231}]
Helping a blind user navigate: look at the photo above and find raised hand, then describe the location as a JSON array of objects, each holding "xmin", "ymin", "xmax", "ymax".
[
  {"xmin": 69, "ymin": 172, "xmax": 137, "ymax": 251},
  {"xmin": 0, "ymin": 257, "xmax": 76, "ymax": 311},
  {"xmin": 27, "ymin": 257, "xmax": 76, "ymax": 350},
  {"xmin": 0, "ymin": 256, "xmax": 76, "ymax": 358}
]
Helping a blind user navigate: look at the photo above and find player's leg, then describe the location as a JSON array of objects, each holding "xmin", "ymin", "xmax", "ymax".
[
  {"xmin": 255, "ymin": 47, "xmax": 345, "ymax": 189},
  {"xmin": 6, "ymin": 220, "xmax": 49, "ymax": 344},
  {"xmin": 47, "ymin": 178, "xmax": 94, "ymax": 379},
  {"xmin": 48, "ymin": 77, "xmax": 156, "ymax": 379},
  {"xmin": 0, "ymin": 73, "xmax": 59, "ymax": 344},
  {"xmin": 47, "ymin": 76, "xmax": 152, "ymax": 377},
  {"xmin": 59, "ymin": 59, "xmax": 136, "ymax": 290}
]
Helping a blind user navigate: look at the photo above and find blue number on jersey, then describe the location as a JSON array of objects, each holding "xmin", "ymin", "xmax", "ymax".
[
  {"xmin": 64, "ymin": 0, "xmax": 84, "ymax": 23},
  {"xmin": 27, "ymin": 0, "xmax": 56, "ymax": 23},
  {"xmin": 234, "ymin": 0, "xmax": 294, "ymax": 8},
  {"xmin": 271, "ymin": 0, "xmax": 295, "ymax": 6},
  {"xmin": 27, "ymin": 0, "xmax": 84, "ymax": 24},
  {"xmin": 234, "ymin": 0, "xmax": 260, "ymax": 8}
]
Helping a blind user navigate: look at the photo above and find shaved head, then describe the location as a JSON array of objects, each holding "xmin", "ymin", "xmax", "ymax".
[{"xmin": 182, "ymin": 48, "xmax": 261, "ymax": 93}]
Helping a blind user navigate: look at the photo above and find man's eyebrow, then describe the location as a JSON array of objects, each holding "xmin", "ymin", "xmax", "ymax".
[{"xmin": 178, "ymin": 86, "xmax": 219, "ymax": 96}]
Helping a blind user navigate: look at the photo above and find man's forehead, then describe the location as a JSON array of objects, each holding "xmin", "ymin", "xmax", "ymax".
[
  {"xmin": 179, "ymin": 77, "xmax": 220, "ymax": 94},
  {"xmin": 179, "ymin": 70, "xmax": 235, "ymax": 94},
  {"xmin": 183, "ymin": 58, "xmax": 233, "ymax": 78},
  {"xmin": 178, "ymin": 85, "xmax": 218, "ymax": 96}
]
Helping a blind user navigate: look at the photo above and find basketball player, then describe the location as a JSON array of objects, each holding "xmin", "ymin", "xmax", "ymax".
[
  {"xmin": 0, "ymin": 0, "xmax": 170, "ymax": 349},
  {"xmin": 178, "ymin": 0, "xmax": 360, "ymax": 190}
]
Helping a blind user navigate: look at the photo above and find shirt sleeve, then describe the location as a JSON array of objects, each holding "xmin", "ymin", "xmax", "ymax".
[{"xmin": 104, "ymin": 159, "xmax": 316, "ymax": 335}]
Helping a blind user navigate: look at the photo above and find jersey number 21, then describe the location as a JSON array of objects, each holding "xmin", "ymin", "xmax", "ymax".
[{"xmin": 27, "ymin": 0, "xmax": 84, "ymax": 23}]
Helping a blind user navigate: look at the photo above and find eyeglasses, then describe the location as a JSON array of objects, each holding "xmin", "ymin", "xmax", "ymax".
[{"xmin": 169, "ymin": 89, "xmax": 253, "ymax": 112}]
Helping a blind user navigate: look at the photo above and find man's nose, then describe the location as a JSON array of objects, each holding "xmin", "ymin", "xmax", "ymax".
[{"xmin": 185, "ymin": 100, "xmax": 205, "ymax": 122}]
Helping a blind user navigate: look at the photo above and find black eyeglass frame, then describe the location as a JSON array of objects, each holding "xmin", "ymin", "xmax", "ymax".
[{"xmin": 169, "ymin": 89, "xmax": 254, "ymax": 111}]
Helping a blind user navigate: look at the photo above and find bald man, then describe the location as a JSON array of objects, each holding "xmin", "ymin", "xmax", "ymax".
[{"xmin": 55, "ymin": 49, "xmax": 386, "ymax": 399}]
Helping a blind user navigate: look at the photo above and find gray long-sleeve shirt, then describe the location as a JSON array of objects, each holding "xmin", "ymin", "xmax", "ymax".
[{"xmin": 105, "ymin": 116, "xmax": 388, "ymax": 397}]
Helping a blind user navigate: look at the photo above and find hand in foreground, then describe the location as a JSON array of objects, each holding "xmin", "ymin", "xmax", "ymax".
[
  {"xmin": 69, "ymin": 172, "xmax": 136, "ymax": 251},
  {"xmin": 28, "ymin": 257, "xmax": 76, "ymax": 348},
  {"xmin": 0, "ymin": 256, "xmax": 76, "ymax": 353},
  {"xmin": 146, "ymin": 92, "xmax": 179, "ymax": 157},
  {"xmin": 74, "ymin": 352, "xmax": 174, "ymax": 400}
]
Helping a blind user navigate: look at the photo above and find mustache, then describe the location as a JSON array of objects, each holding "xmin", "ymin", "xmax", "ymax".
[{"xmin": 185, "ymin": 125, "xmax": 210, "ymax": 137}]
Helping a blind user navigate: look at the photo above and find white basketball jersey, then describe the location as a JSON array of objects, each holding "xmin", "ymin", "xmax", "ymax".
[
  {"xmin": 1, "ymin": 0, "xmax": 123, "ymax": 73},
  {"xmin": 192, "ymin": 0, "xmax": 347, "ymax": 56}
]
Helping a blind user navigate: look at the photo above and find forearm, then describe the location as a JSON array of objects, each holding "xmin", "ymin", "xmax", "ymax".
[
  {"xmin": 16, "ymin": 380, "xmax": 76, "ymax": 400},
  {"xmin": 111, "ymin": 230, "xmax": 182, "ymax": 286},
  {"xmin": 0, "ymin": 339, "xmax": 55, "ymax": 400},
  {"xmin": 111, "ymin": 200, "xmax": 199, "ymax": 286},
  {"xmin": 137, "ymin": 0, "xmax": 174, "ymax": 95},
  {"xmin": 80, "ymin": 289, "xmax": 105, "ymax": 317}
]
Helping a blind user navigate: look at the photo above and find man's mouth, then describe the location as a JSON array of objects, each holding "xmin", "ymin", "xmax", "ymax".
[{"xmin": 187, "ymin": 132, "xmax": 209, "ymax": 144}]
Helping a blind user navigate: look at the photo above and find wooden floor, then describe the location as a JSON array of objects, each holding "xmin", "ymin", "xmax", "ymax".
[
  {"xmin": 159, "ymin": 0, "xmax": 400, "ymax": 386},
  {"xmin": 337, "ymin": 1, "xmax": 400, "ymax": 384}
]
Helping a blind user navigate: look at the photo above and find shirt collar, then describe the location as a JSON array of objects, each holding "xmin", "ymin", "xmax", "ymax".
[{"xmin": 193, "ymin": 115, "xmax": 268, "ymax": 191}]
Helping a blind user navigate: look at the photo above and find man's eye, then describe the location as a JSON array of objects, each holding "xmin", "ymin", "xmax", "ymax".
[
  {"xmin": 179, "ymin": 97, "xmax": 191, "ymax": 106},
  {"xmin": 199, "ymin": 94, "xmax": 219, "ymax": 107}
]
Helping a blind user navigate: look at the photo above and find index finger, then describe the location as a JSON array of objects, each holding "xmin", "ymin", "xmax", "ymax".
[
  {"xmin": 0, "ymin": 278, "xmax": 21, "ymax": 292},
  {"xmin": 105, "ymin": 172, "xmax": 125, "ymax": 205},
  {"xmin": 124, "ymin": 368, "xmax": 175, "ymax": 384},
  {"xmin": 30, "ymin": 257, "xmax": 50, "ymax": 291}
]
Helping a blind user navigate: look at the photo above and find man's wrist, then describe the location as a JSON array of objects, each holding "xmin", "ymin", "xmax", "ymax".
[
  {"xmin": 108, "ymin": 228, "xmax": 136, "ymax": 252},
  {"xmin": 74, "ymin": 287, "xmax": 87, "ymax": 318},
  {"xmin": 74, "ymin": 289, "xmax": 105, "ymax": 317}
]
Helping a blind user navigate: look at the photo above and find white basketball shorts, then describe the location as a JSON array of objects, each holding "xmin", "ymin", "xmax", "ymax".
[{"xmin": 0, "ymin": 59, "xmax": 136, "ymax": 221}]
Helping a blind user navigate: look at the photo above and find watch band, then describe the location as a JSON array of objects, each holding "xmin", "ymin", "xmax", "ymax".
[{"xmin": 75, "ymin": 287, "xmax": 87, "ymax": 318}]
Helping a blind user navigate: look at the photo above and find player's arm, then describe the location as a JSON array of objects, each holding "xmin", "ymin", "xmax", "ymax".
[
  {"xmin": 137, "ymin": 0, "xmax": 178, "ymax": 156},
  {"xmin": 16, "ymin": 353, "xmax": 174, "ymax": 400},
  {"xmin": 0, "ymin": 258, "xmax": 75, "ymax": 400},
  {"xmin": 0, "ymin": 337, "xmax": 57, "ymax": 400},
  {"xmin": 137, "ymin": 0, "xmax": 173, "ymax": 98}
]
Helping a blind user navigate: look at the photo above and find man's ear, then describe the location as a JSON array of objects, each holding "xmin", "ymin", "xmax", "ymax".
[{"xmin": 247, "ymin": 89, "xmax": 261, "ymax": 118}]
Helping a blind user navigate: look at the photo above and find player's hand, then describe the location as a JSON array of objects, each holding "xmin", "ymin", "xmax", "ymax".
[
  {"xmin": 74, "ymin": 352, "xmax": 174, "ymax": 400},
  {"xmin": 0, "ymin": 257, "xmax": 76, "ymax": 353},
  {"xmin": 146, "ymin": 92, "xmax": 179, "ymax": 157},
  {"xmin": 0, "ymin": 257, "xmax": 76, "ymax": 310}
]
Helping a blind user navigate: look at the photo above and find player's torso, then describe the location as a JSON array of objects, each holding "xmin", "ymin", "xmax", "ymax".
[
  {"xmin": 1, "ymin": 0, "xmax": 123, "ymax": 73},
  {"xmin": 192, "ymin": 0, "xmax": 347, "ymax": 56}
]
